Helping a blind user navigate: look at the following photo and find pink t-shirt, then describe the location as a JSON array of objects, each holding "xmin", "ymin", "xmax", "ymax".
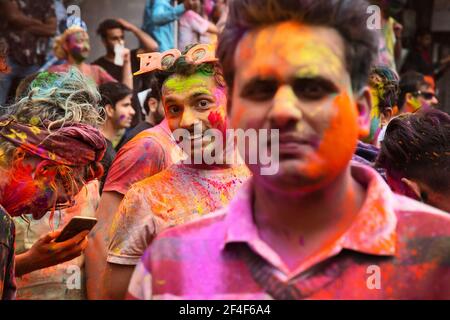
[
  {"xmin": 48, "ymin": 63, "xmax": 116, "ymax": 86},
  {"xmin": 178, "ymin": 10, "xmax": 210, "ymax": 50},
  {"xmin": 103, "ymin": 121, "xmax": 184, "ymax": 196}
]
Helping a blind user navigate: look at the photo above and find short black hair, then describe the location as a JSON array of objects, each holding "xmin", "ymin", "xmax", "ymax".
[
  {"xmin": 398, "ymin": 71, "xmax": 429, "ymax": 110},
  {"xmin": 376, "ymin": 108, "xmax": 450, "ymax": 193},
  {"xmin": 99, "ymin": 82, "xmax": 132, "ymax": 109},
  {"xmin": 217, "ymin": 0, "xmax": 378, "ymax": 94},
  {"xmin": 97, "ymin": 19, "xmax": 124, "ymax": 39},
  {"xmin": 159, "ymin": 44, "xmax": 226, "ymax": 90}
]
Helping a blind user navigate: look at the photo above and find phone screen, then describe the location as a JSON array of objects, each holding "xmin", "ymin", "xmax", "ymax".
[{"xmin": 55, "ymin": 217, "xmax": 97, "ymax": 243}]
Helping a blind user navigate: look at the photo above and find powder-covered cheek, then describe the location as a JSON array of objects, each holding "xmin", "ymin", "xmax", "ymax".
[{"xmin": 304, "ymin": 92, "xmax": 359, "ymax": 178}]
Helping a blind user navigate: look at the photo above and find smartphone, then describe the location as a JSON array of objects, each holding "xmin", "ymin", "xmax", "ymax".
[{"xmin": 55, "ymin": 216, "xmax": 97, "ymax": 243}]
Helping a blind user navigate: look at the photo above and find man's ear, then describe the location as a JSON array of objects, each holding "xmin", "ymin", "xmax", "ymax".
[
  {"xmin": 105, "ymin": 104, "xmax": 115, "ymax": 118},
  {"xmin": 355, "ymin": 86, "xmax": 371, "ymax": 138},
  {"xmin": 401, "ymin": 178, "xmax": 421, "ymax": 199},
  {"xmin": 380, "ymin": 107, "xmax": 393, "ymax": 126},
  {"xmin": 405, "ymin": 92, "xmax": 414, "ymax": 104},
  {"xmin": 148, "ymin": 98, "xmax": 158, "ymax": 113}
]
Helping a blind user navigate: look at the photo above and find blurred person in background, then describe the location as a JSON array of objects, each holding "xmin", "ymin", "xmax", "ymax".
[
  {"xmin": 398, "ymin": 71, "xmax": 439, "ymax": 113},
  {"xmin": 142, "ymin": 0, "xmax": 197, "ymax": 52},
  {"xmin": 0, "ymin": 69, "xmax": 106, "ymax": 300},
  {"xmin": 371, "ymin": 0, "xmax": 404, "ymax": 71},
  {"xmin": 402, "ymin": 30, "xmax": 450, "ymax": 81},
  {"xmin": 49, "ymin": 26, "xmax": 132, "ymax": 89},
  {"xmin": 98, "ymin": 82, "xmax": 135, "ymax": 192},
  {"xmin": 366, "ymin": 66, "xmax": 400, "ymax": 147},
  {"xmin": 115, "ymin": 76, "xmax": 165, "ymax": 150},
  {"xmin": 0, "ymin": 0, "xmax": 56, "ymax": 106},
  {"xmin": 178, "ymin": 0, "xmax": 219, "ymax": 50},
  {"xmin": 93, "ymin": 19, "xmax": 158, "ymax": 84},
  {"xmin": 377, "ymin": 108, "xmax": 450, "ymax": 212}
]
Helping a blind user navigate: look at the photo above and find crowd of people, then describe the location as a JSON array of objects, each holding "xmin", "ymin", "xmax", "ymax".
[{"xmin": 0, "ymin": 0, "xmax": 449, "ymax": 300}]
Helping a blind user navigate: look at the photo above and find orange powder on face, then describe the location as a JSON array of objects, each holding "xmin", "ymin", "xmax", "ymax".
[{"xmin": 303, "ymin": 92, "xmax": 359, "ymax": 182}]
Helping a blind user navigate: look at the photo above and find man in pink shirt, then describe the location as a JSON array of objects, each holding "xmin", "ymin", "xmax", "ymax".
[{"xmin": 128, "ymin": 0, "xmax": 450, "ymax": 300}]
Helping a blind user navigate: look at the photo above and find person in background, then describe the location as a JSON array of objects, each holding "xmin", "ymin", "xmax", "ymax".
[
  {"xmin": 0, "ymin": 69, "xmax": 106, "ymax": 300},
  {"xmin": 115, "ymin": 76, "xmax": 165, "ymax": 150},
  {"xmin": 142, "ymin": 0, "xmax": 197, "ymax": 52},
  {"xmin": 371, "ymin": 0, "xmax": 403, "ymax": 71},
  {"xmin": 38, "ymin": 0, "xmax": 68, "ymax": 72},
  {"xmin": 398, "ymin": 71, "xmax": 439, "ymax": 113},
  {"xmin": 10, "ymin": 71, "xmax": 104, "ymax": 300},
  {"xmin": 13, "ymin": 180, "xmax": 100, "ymax": 300},
  {"xmin": 49, "ymin": 26, "xmax": 132, "ymax": 89},
  {"xmin": 0, "ymin": 0, "xmax": 56, "ymax": 106},
  {"xmin": 366, "ymin": 66, "xmax": 400, "ymax": 147},
  {"xmin": 402, "ymin": 30, "xmax": 450, "ymax": 80},
  {"xmin": 376, "ymin": 108, "xmax": 450, "ymax": 212},
  {"xmin": 93, "ymin": 19, "xmax": 159, "ymax": 127},
  {"xmin": 93, "ymin": 19, "xmax": 159, "ymax": 84},
  {"xmin": 98, "ymin": 82, "xmax": 135, "ymax": 192},
  {"xmin": 178, "ymin": 0, "xmax": 219, "ymax": 50},
  {"xmin": 211, "ymin": 0, "xmax": 228, "ymax": 33},
  {"xmin": 103, "ymin": 44, "xmax": 250, "ymax": 299}
]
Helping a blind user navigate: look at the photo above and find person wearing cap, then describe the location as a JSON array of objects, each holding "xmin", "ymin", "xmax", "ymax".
[{"xmin": 0, "ymin": 69, "xmax": 106, "ymax": 300}]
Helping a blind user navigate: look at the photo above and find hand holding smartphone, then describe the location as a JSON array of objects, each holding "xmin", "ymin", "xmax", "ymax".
[{"xmin": 55, "ymin": 216, "xmax": 97, "ymax": 243}]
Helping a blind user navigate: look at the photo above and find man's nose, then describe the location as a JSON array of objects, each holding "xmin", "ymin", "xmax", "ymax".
[
  {"xmin": 180, "ymin": 108, "xmax": 199, "ymax": 129},
  {"xmin": 268, "ymin": 85, "xmax": 302, "ymax": 129},
  {"xmin": 431, "ymin": 96, "xmax": 439, "ymax": 106}
]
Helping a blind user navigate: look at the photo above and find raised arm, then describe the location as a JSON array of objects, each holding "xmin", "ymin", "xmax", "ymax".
[
  {"xmin": 144, "ymin": 1, "xmax": 187, "ymax": 27},
  {"xmin": 116, "ymin": 18, "xmax": 159, "ymax": 52}
]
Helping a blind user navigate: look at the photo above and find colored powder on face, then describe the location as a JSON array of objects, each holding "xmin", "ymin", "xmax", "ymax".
[
  {"xmin": 1, "ymin": 161, "xmax": 38, "ymax": 217},
  {"xmin": 409, "ymin": 97, "xmax": 422, "ymax": 112},
  {"xmin": 231, "ymin": 21, "xmax": 347, "ymax": 133},
  {"xmin": 237, "ymin": 21, "xmax": 345, "ymax": 82},
  {"xmin": 207, "ymin": 111, "xmax": 226, "ymax": 132},
  {"xmin": 66, "ymin": 32, "xmax": 89, "ymax": 62},
  {"xmin": 302, "ymin": 92, "xmax": 359, "ymax": 183},
  {"xmin": 163, "ymin": 74, "xmax": 211, "ymax": 96}
]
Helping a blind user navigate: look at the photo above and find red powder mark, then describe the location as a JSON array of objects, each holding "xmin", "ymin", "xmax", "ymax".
[
  {"xmin": 2, "ymin": 160, "xmax": 38, "ymax": 216},
  {"xmin": 208, "ymin": 111, "xmax": 226, "ymax": 134}
]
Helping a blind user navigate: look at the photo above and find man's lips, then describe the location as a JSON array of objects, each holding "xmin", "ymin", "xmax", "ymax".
[
  {"xmin": 176, "ymin": 133, "xmax": 208, "ymax": 144},
  {"xmin": 276, "ymin": 133, "xmax": 320, "ymax": 156}
]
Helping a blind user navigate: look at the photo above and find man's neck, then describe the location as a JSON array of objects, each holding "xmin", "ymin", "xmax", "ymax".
[
  {"xmin": 104, "ymin": 51, "xmax": 115, "ymax": 63},
  {"xmin": 253, "ymin": 166, "xmax": 366, "ymax": 269},
  {"xmin": 100, "ymin": 120, "xmax": 119, "ymax": 142}
]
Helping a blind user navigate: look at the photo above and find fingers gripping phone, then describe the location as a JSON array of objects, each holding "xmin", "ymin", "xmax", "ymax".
[{"xmin": 55, "ymin": 216, "xmax": 97, "ymax": 243}]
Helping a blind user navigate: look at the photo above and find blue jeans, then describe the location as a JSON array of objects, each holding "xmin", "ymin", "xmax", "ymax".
[{"xmin": 0, "ymin": 57, "xmax": 40, "ymax": 107}]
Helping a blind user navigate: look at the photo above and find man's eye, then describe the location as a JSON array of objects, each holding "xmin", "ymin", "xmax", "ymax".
[
  {"xmin": 293, "ymin": 79, "xmax": 338, "ymax": 100},
  {"xmin": 168, "ymin": 105, "xmax": 182, "ymax": 115},
  {"xmin": 197, "ymin": 99, "xmax": 211, "ymax": 109},
  {"xmin": 241, "ymin": 79, "xmax": 278, "ymax": 101}
]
